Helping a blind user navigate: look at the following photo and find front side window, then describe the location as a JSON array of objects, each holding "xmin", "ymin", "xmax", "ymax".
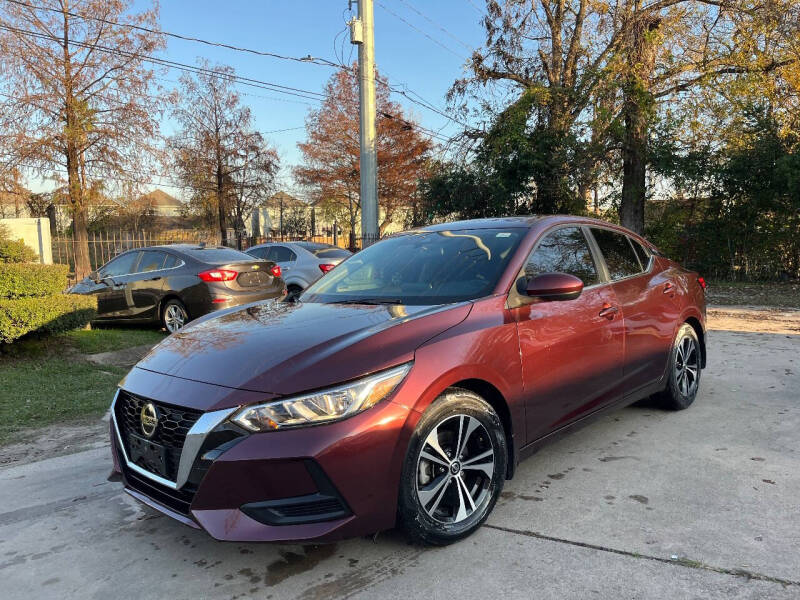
[
  {"xmin": 303, "ymin": 228, "xmax": 525, "ymax": 305},
  {"xmin": 525, "ymin": 227, "xmax": 599, "ymax": 286},
  {"xmin": 99, "ymin": 252, "xmax": 139, "ymax": 278},
  {"xmin": 591, "ymin": 228, "xmax": 641, "ymax": 280}
]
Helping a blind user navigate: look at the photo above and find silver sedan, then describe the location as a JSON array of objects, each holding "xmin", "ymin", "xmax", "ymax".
[{"xmin": 245, "ymin": 241, "xmax": 352, "ymax": 298}]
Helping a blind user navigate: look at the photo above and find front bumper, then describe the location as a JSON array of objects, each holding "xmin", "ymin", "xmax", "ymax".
[{"xmin": 110, "ymin": 378, "xmax": 416, "ymax": 542}]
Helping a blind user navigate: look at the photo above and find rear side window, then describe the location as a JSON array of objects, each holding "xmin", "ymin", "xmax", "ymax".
[
  {"xmin": 629, "ymin": 238, "xmax": 651, "ymax": 269},
  {"xmin": 163, "ymin": 254, "xmax": 181, "ymax": 269},
  {"xmin": 591, "ymin": 228, "xmax": 641, "ymax": 280},
  {"xmin": 138, "ymin": 251, "xmax": 166, "ymax": 272},
  {"xmin": 525, "ymin": 227, "xmax": 599, "ymax": 286},
  {"xmin": 270, "ymin": 246, "xmax": 297, "ymax": 262}
]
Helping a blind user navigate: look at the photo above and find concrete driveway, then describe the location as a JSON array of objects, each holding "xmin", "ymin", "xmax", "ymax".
[{"xmin": 1, "ymin": 308, "xmax": 799, "ymax": 599}]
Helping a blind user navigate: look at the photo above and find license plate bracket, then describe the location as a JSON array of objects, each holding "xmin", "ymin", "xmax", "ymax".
[{"xmin": 128, "ymin": 433, "xmax": 169, "ymax": 479}]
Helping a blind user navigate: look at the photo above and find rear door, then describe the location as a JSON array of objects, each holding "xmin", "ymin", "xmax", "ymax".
[
  {"xmin": 588, "ymin": 228, "xmax": 677, "ymax": 394},
  {"xmin": 512, "ymin": 226, "xmax": 625, "ymax": 442},
  {"xmin": 268, "ymin": 244, "xmax": 298, "ymax": 276}
]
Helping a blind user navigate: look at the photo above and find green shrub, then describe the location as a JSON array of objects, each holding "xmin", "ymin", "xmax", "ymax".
[
  {"xmin": 0, "ymin": 238, "xmax": 39, "ymax": 263},
  {"xmin": 0, "ymin": 263, "xmax": 69, "ymax": 299},
  {"xmin": 0, "ymin": 294, "xmax": 97, "ymax": 344}
]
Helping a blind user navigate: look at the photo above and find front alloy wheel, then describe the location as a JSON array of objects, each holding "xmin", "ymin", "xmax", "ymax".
[
  {"xmin": 399, "ymin": 388, "xmax": 507, "ymax": 545},
  {"xmin": 416, "ymin": 415, "xmax": 494, "ymax": 524}
]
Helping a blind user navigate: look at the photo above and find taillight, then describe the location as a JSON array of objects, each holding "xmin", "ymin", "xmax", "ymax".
[
  {"xmin": 319, "ymin": 263, "xmax": 335, "ymax": 273},
  {"xmin": 270, "ymin": 265, "xmax": 282, "ymax": 278},
  {"xmin": 198, "ymin": 269, "xmax": 237, "ymax": 282},
  {"xmin": 697, "ymin": 277, "xmax": 707, "ymax": 290}
]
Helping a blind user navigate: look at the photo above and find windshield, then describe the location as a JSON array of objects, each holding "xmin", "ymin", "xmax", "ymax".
[{"xmin": 301, "ymin": 228, "xmax": 525, "ymax": 305}]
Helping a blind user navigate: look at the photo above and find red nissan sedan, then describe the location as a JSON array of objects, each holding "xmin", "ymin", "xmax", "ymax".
[{"xmin": 109, "ymin": 216, "xmax": 706, "ymax": 545}]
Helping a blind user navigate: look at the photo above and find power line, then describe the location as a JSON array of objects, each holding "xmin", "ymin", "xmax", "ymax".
[
  {"xmin": 2, "ymin": 0, "xmax": 340, "ymax": 68},
  {"xmin": 466, "ymin": 0, "xmax": 487, "ymax": 16},
  {"xmin": 374, "ymin": 0, "xmax": 466, "ymax": 61},
  {"xmin": 396, "ymin": 0, "xmax": 473, "ymax": 51},
  {"xmin": 0, "ymin": 23, "xmax": 326, "ymax": 102},
  {"xmin": 2, "ymin": 3, "xmax": 472, "ymax": 134}
]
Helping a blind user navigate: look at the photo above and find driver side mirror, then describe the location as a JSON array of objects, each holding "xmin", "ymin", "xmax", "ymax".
[{"xmin": 525, "ymin": 272, "xmax": 584, "ymax": 301}]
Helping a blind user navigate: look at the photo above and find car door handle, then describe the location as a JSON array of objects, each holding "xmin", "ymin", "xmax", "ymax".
[
  {"xmin": 147, "ymin": 276, "xmax": 162, "ymax": 281},
  {"xmin": 599, "ymin": 304, "xmax": 619, "ymax": 319},
  {"xmin": 663, "ymin": 282, "xmax": 675, "ymax": 294}
]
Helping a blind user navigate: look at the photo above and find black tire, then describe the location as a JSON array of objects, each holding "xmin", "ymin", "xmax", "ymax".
[
  {"xmin": 286, "ymin": 284, "xmax": 303, "ymax": 301},
  {"xmin": 398, "ymin": 388, "xmax": 507, "ymax": 545},
  {"xmin": 161, "ymin": 299, "xmax": 189, "ymax": 333},
  {"xmin": 656, "ymin": 323, "xmax": 702, "ymax": 410}
]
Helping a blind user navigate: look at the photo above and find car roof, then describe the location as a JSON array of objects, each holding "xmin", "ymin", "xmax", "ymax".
[
  {"xmin": 410, "ymin": 215, "xmax": 648, "ymax": 241},
  {"xmin": 414, "ymin": 216, "xmax": 543, "ymax": 231}
]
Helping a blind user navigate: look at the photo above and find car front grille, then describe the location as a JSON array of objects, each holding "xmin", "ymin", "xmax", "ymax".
[
  {"xmin": 237, "ymin": 270, "xmax": 273, "ymax": 287},
  {"xmin": 114, "ymin": 390, "xmax": 203, "ymax": 482}
]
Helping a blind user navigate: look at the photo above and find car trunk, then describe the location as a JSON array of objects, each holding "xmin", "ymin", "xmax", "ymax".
[{"xmin": 218, "ymin": 261, "xmax": 283, "ymax": 293}]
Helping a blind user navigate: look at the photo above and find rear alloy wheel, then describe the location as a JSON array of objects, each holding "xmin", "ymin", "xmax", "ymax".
[
  {"xmin": 399, "ymin": 389, "xmax": 507, "ymax": 545},
  {"xmin": 657, "ymin": 323, "xmax": 701, "ymax": 410},
  {"xmin": 162, "ymin": 299, "xmax": 189, "ymax": 333}
]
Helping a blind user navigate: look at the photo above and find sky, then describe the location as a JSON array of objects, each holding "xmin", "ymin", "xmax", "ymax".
[{"xmin": 122, "ymin": 0, "xmax": 492, "ymax": 199}]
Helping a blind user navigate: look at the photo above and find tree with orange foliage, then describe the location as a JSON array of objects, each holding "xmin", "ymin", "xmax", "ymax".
[{"xmin": 295, "ymin": 66, "xmax": 432, "ymax": 247}]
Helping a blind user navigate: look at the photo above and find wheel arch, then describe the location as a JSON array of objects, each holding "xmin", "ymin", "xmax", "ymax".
[
  {"xmin": 447, "ymin": 378, "xmax": 516, "ymax": 480},
  {"xmin": 684, "ymin": 316, "xmax": 706, "ymax": 369},
  {"xmin": 158, "ymin": 293, "xmax": 184, "ymax": 315}
]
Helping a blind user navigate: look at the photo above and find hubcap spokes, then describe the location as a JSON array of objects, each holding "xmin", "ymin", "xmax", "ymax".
[
  {"xmin": 675, "ymin": 336, "xmax": 699, "ymax": 397},
  {"xmin": 165, "ymin": 305, "xmax": 186, "ymax": 332},
  {"xmin": 416, "ymin": 414, "xmax": 494, "ymax": 524}
]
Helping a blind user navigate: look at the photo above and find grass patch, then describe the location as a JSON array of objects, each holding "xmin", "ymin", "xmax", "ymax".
[
  {"xmin": 62, "ymin": 327, "xmax": 165, "ymax": 354},
  {"xmin": 0, "ymin": 357, "xmax": 127, "ymax": 445},
  {"xmin": 0, "ymin": 326, "xmax": 164, "ymax": 445}
]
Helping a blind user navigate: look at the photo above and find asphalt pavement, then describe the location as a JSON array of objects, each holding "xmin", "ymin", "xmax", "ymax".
[{"xmin": 1, "ymin": 311, "xmax": 798, "ymax": 599}]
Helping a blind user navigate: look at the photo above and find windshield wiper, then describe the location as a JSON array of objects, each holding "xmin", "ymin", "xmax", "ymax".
[{"xmin": 329, "ymin": 298, "xmax": 404, "ymax": 306}]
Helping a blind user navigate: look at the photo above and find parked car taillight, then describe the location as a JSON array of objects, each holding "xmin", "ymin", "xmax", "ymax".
[
  {"xmin": 198, "ymin": 269, "xmax": 238, "ymax": 282},
  {"xmin": 319, "ymin": 264, "xmax": 336, "ymax": 273},
  {"xmin": 270, "ymin": 265, "xmax": 282, "ymax": 278},
  {"xmin": 697, "ymin": 277, "xmax": 707, "ymax": 290}
]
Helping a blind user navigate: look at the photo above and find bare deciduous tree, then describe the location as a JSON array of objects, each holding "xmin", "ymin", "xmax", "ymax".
[
  {"xmin": 170, "ymin": 62, "xmax": 278, "ymax": 248},
  {"xmin": 0, "ymin": 0, "xmax": 165, "ymax": 277}
]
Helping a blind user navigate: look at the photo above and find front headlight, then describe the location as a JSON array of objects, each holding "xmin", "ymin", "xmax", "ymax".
[{"xmin": 231, "ymin": 362, "xmax": 412, "ymax": 432}]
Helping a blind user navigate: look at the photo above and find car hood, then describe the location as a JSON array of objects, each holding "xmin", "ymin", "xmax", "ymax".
[{"xmin": 133, "ymin": 299, "xmax": 472, "ymax": 395}]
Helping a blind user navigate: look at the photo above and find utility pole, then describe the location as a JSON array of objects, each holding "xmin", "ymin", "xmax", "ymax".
[{"xmin": 350, "ymin": 0, "xmax": 378, "ymax": 248}]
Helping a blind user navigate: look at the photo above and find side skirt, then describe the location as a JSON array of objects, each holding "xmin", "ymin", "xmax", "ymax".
[{"xmin": 516, "ymin": 379, "xmax": 666, "ymax": 464}]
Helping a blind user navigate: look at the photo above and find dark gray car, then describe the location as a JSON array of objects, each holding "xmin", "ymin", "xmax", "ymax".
[{"xmin": 70, "ymin": 245, "xmax": 285, "ymax": 332}]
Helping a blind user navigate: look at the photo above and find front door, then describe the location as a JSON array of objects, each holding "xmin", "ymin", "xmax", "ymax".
[
  {"xmin": 95, "ymin": 251, "xmax": 140, "ymax": 318},
  {"xmin": 512, "ymin": 226, "xmax": 625, "ymax": 443},
  {"xmin": 127, "ymin": 250, "xmax": 167, "ymax": 320}
]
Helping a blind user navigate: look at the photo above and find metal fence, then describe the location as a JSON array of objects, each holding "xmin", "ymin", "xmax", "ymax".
[{"xmin": 52, "ymin": 229, "xmax": 375, "ymax": 284}]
